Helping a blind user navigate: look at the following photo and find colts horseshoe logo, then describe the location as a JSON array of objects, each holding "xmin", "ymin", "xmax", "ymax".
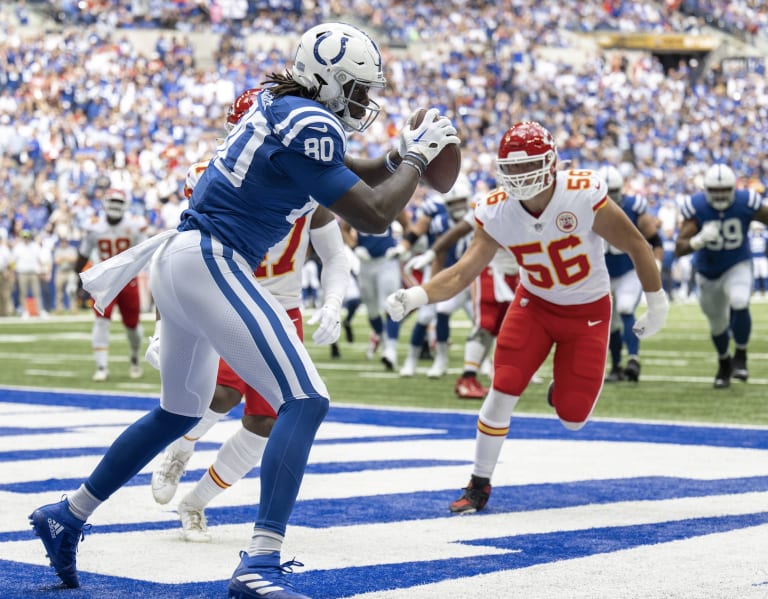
[{"xmin": 314, "ymin": 32, "xmax": 349, "ymax": 65}]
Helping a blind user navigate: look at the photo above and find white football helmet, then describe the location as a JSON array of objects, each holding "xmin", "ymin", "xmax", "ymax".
[
  {"xmin": 598, "ymin": 165, "xmax": 624, "ymax": 205},
  {"xmin": 703, "ymin": 163, "xmax": 736, "ymax": 211},
  {"xmin": 104, "ymin": 189, "xmax": 127, "ymax": 222},
  {"xmin": 496, "ymin": 122, "xmax": 558, "ymax": 201},
  {"xmin": 293, "ymin": 22, "xmax": 386, "ymax": 132},
  {"xmin": 441, "ymin": 174, "xmax": 473, "ymax": 221}
]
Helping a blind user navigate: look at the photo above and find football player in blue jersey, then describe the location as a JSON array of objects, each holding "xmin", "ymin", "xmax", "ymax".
[
  {"xmin": 29, "ymin": 22, "xmax": 460, "ymax": 599},
  {"xmin": 676, "ymin": 163, "xmax": 768, "ymax": 389},
  {"xmin": 599, "ymin": 166, "xmax": 663, "ymax": 383}
]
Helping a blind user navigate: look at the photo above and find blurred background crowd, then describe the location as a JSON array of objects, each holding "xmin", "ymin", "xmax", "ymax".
[{"xmin": 1, "ymin": 0, "xmax": 767, "ymax": 317}]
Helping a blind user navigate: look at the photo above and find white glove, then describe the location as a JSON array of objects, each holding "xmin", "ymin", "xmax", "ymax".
[
  {"xmin": 145, "ymin": 320, "xmax": 161, "ymax": 370},
  {"xmin": 399, "ymin": 108, "xmax": 460, "ymax": 167},
  {"xmin": 385, "ymin": 286, "xmax": 429, "ymax": 322},
  {"xmin": 64, "ymin": 274, "xmax": 78, "ymax": 296},
  {"xmin": 404, "ymin": 249, "xmax": 435, "ymax": 274},
  {"xmin": 354, "ymin": 246, "xmax": 371, "ymax": 262},
  {"xmin": 384, "ymin": 242, "xmax": 410, "ymax": 261},
  {"xmin": 689, "ymin": 221, "xmax": 720, "ymax": 250},
  {"xmin": 632, "ymin": 289, "xmax": 669, "ymax": 339},
  {"xmin": 308, "ymin": 297, "xmax": 342, "ymax": 345}
]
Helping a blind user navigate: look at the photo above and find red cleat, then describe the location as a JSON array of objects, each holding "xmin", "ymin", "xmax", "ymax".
[{"xmin": 454, "ymin": 375, "xmax": 488, "ymax": 399}]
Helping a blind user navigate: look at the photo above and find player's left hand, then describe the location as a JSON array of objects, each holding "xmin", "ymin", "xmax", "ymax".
[
  {"xmin": 384, "ymin": 242, "xmax": 410, "ymax": 261},
  {"xmin": 385, "ymin": 286, "xmax": 429, "ymax": 322},
  {"xmin": 308, "ymin": 298, "xmax": 342, "ymax": 345},
  {"xmin": 633, "ymin": 289, "xmax": 669, "ymax": 339}
]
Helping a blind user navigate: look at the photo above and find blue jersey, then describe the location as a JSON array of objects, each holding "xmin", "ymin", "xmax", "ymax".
[
  {"xmin": 680, "ymin": 189, "xmax": 763, "ymax": 279},
  {"xmin": 604, "ymin": 195, "xmax": 647, "ymax": 278},
  {"xmin": 179, "ymin": 90, "xmax": 359, "ymax": 269},
  {"xmin": 417, "ymin": 196, "xmax": 467, "ymax": 267},
  {"xmin": 356, "ymin": 227, "xmax": 396, "ymax": 258}
]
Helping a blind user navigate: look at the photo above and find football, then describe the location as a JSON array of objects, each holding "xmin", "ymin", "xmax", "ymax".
[{"xmin": 408, "ymin": 108, "xmax": 462, "ymax": 193}]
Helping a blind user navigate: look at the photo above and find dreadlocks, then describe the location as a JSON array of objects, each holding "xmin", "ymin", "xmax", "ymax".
[{"xmin": 262, "ymin": 71, "xmax": 319, "ymax": 101}]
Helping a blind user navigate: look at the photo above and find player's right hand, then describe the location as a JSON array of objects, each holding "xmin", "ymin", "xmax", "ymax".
[
  {"xmin": 145, "ymin": 321, "xmax": 161, "ymax": 370},
  {"xmin": 404, "ymin": 249, "xmax": 435, "ymax": 274},
  {"xmin": 385, "ymin": 286, "xmax": 429, "ymax": 322},
  {"xmin": 689, "ymin": 221, "xmax": 720, "ymax": 250},
  {"xmin": 400, "ymin": 108, "xmax": 459, "ymax": 165}
]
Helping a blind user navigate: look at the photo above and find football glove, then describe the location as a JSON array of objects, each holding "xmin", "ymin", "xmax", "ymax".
[
  {"xmin": 386, "ymin": 286, "xmax": 429, "ymax": 322},
  {"xmin": 145, "ymin": 320, "xmax": 161, "ymax": 370},
  {"xmin": 689, "ymin": 221, "xmax": 720, "ymax": 250},
  {"xmin": 404, "ymin": 249, "xmax": 436, "ymax": 274},
  {"xmin": 308, "ymin": 297, "xmax": 342, "ymax": 346},
  {"xmin": 384, "ymin": 242, "xmax": 410, "ymax": 261},
  {"xmin": 399, "ymin": 108, "xmax": 460, "ymax": 166},
  {"xmin": 632, "ymin": 289, "xmax": 669, "ymax": 339},
  {"xmin": 354, "ymin": 246, "xmax": 372, "ymax": 263}
]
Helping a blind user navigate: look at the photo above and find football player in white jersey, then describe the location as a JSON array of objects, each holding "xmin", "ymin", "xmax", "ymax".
[
  {"xmin": 30, "ymin": 22, "xmax": 459, "ymax": 598},
  {"xmin": 75, "ymin": 188, "xmax": 147, "ymax": 381},
  {"xmin": 148, "ymin": 88, "xmax": 351, "ymax": 544},
  {"xmin": 387, "ymin": 121, "xmax": 667, "ymax": 514}
]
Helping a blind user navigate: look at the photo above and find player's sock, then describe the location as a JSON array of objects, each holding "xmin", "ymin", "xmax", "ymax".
[
  {"xmin": 473, "ymin": 389, "xmax": 518, "ymax": 479},
  {"xmin": 730, "ymin": 308, "xmax": 751, "ymax": 346},
  {"xmin": 409, "ymin": 321, "xmax": 428, "ymax": 347},
  {"xmin": 609, "ymin": 329, "xmax": 622, "ymax": 368},
  {"xmin": 85, "ymin": 406, "xmax": 199, "ymax": 502},
  {"xmin": 177, "ymin": 408, "xmax": 225, "ymax": 452},
  {"xmin": 621, "ymin": 313, "xmax": 639, "ymax": 356},
  {"xmin": 254, "ymin": 396, "xmax": 328, "ymax": 537},
  {"xmin": 435, "ymin": 311, "xmax": 450, "ymax": 343},
  {"xmin": 711, "ymin": 330, "xmax": 731, "ymax": 356},
  {"xmin": 126, "ymin": 324, "xmax": 143, "ymax": 359}
]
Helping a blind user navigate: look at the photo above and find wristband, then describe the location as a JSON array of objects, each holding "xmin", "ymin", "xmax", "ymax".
[
  {"xmin": 384, "ymin": 150, "xmax": 401, "ymax": 174},
  {"xmin": 402, "ymin": 151, "xmax": 427, "ymax": 177}
]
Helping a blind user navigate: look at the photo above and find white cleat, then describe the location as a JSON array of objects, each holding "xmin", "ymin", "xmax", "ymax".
[
  {"xmin": 178, "ymin": 499, "xmax": 211, "ymax": 543},
  {"xmin": 151, "ymin": 445, "xmax": 193, "ymax": 505},
  {"xmin": 92, "ymin": 367, "xmax": 109, "ymax": 382},
  {"xmin": 129, "ymin": 363, "xmax": 143, "ymax": 379},
  {"xmin": 427, "ymin": 354, "xmax": 448, "ymax": 379},
  {"xmin": 399, "ymin": 357, "xmax": 416, "ymax": 377}
]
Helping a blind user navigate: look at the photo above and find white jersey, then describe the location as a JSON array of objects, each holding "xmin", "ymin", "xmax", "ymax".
[
  {"xmin": 79, "ymin": 215, "xmax": 148, "ymax": 264},
  {"xmin": 256, "ymin": 202, "xmax": 317, "ymax": 310},
  {"xmin": 185, "ymin": 159, "xmax": 317, "ymax": 311},
  {"xmin": 474, "ymin": 169, "xmax": 610, "ymax": 305},
  {"xmin": 463, "ymin": 205, "xmax": 519, "ymax": 276}
]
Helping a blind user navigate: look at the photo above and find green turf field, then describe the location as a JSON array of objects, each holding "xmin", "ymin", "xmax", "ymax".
[{"xmin": 1, "ymin": 299, "xmax": 766, "ymax": 426}]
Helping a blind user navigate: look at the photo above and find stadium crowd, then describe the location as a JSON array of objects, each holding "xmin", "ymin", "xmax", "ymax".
[{"xmin": 0, "ymin": 0, "xmax": 767, "ymax": 317}]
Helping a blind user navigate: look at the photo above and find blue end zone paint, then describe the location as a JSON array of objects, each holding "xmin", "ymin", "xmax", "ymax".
[{"xmin": 2, "ymin": 387, "xmax": 768, "ymax": 598}]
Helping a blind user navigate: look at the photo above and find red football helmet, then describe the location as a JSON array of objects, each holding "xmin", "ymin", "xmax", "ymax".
[
  {"xmin": 225, "ymin": 88, "xmax": 261, "ymax": 131},
  {"xmin": 496, "ymin": 121, "xmax": 557, "ymax": 200}
]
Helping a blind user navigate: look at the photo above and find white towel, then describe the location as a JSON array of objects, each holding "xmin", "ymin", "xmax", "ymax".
[{"xmin": 80, "ymin": 229, "xmax": 179, "ymax": 314}]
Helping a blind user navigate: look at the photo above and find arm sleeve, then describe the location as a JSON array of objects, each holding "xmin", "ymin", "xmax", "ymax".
[{"xmin": 310, "ymin": 220, "xmax": 350, "ymax": 306}]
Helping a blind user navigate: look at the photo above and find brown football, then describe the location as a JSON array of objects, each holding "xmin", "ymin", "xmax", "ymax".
[{"xmin": 408, "ymin": 108, "xmax": 462, "ymax": 193}]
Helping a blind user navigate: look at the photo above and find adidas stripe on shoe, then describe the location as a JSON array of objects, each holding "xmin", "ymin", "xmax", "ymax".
[
  {"xmin": 228, "ymin": 551, "xmax": 310, "ymax": 599},
  {"xmin": 29, "ymin": 498, "xmax": 89, "ymax": 588}
]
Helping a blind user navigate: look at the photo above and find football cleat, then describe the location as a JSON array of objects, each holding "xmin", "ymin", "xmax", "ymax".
[
  {"xmin": 605, "ymin": 364, "xmax": 624, "ymax": 382},
  {"xmin": 399, "ymin": 356, "xmax": 416, "ymax": 377},
  {"xmin": 455, "ymin": 375, "xmax": 487, "ymax": 399},
  {"xmin": 732, "ymin": 348, "xmax": 748, "ymax": 382},
  {"xmin": 29, "ymin": 498, "xmax": 89, "ymax": 589},
  {"xmin": 228, "ymin": 551, "xmax": 310, "ymax": 599},
  {"xmin": 178, "ymin": 499, "xmax": 211, "ymax": 543},
  {"xmin": 151, "ymin": 444, "xmax": 193, "ymax": 505},
  {"xmin": 713, "ymin": 355, "xmax": 732, "ymax": 389},
  {"xmin": 381, "ymin": 347, "xmax": 397, "ymax": 371},
  {"xmin": 426, "ymin": 353, "xmax": 448, "ymax": 379},
  {"xmin": 365, "ymin": 333, "xmax": 380, "ymax": 360},
  {"xmin": 92, "ymin": 367, "xmax": 108, "ymax": 382},
  {"xmin": 129, "ymin": 357, "xmax": 143, "ymax": 379},
  {"xmin": 623, "ymin": 357, "xmax": 641, "ymax": 382},
  {"xmin": 449, "ymin": 476, "xmax": 492, "ymax": 514}
]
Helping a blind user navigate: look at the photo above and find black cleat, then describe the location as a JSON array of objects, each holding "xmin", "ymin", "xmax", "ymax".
[
  {"xmin": 605, "ymin": 364, "xmax": 624, "ymax": 382},
  {"xmin": 449, "ymin": 475, "xmax": 492, "ymax": 514},
  {"xmin": 623, "ymin": 358, "xmax": 641, "ymax": 382},
  {"xmin": 732, "ymin": 348, "xmax": 748, "ymax": 382},
  {"xmin": 714, "ymin": 356, "xmax": 732, "ymax": 389}
]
